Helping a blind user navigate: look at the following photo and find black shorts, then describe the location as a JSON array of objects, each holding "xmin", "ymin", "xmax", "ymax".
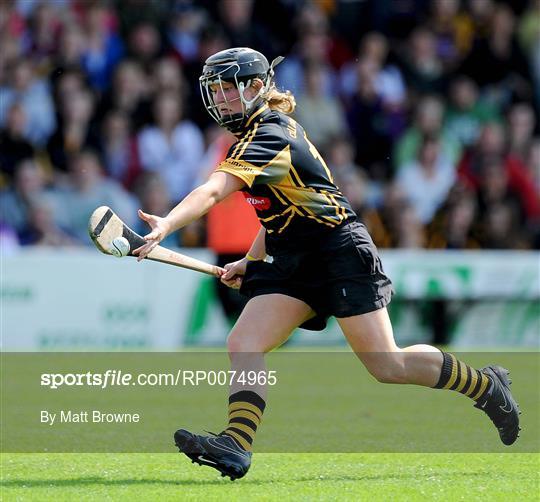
[{"xmin": 240, "ymin": 221, "xmax": 394, "ymax": 331}]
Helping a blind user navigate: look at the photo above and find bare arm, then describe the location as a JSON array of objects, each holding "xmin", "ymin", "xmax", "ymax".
[
  {"xmin": 246, "ymin": 226, "xmax": 267, "ymax": 261},
  {"xmin": 220, "ymin": 226, "xmax": 267, "ymax": 289},
  {"xmin": 134, "ymin": 172, "xmax": 245, "ymax": 260},
  {"xmin": 166, "ymin": 172, "xmax": 245, "ymax": 232}
]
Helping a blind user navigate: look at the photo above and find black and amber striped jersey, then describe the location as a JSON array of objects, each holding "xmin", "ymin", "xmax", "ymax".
[{"xmin": 215, "ymin": 104, "xmax": 356, "ymax": 252}]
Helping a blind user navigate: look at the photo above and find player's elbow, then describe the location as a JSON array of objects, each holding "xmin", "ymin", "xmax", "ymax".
[
  {"xmin": 207, "ymin": 188, "xmax": 221, "ymax": 207},
  {"xmin": 196, "ymin": 183, "xmax": 221, "ymax": 211},
  {"xmin": 204, "ymin": 178, "xmax": 231, "ymax": 205}
]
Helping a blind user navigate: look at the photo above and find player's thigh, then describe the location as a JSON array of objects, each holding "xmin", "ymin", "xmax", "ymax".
[
  {"xmin": 228, "ymin": 293, "xmax": 314, "ymax": 353},
  {"xmin": 337, "ymin": 307, "xmax": 401, "ymax": 369}
]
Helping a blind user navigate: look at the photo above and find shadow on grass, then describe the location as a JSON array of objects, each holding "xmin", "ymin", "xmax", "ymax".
[
  {"xmin": 0, "ymin": 471, "xmax": 489, "ymax": 489},
  {"xmin": 1, "ymin": 478, "xmax": 239, "ymax": 488}
]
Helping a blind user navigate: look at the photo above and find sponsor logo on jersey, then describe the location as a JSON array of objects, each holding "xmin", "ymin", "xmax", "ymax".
[{"xmin": 243, "ymin": 194, "xmax": 271, "ymax": 211}]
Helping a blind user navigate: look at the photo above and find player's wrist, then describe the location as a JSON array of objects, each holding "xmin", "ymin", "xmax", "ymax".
[
  {"xmin": 161, "ymin": 216, "xmax": 175, "ymax": 237},
  {"xmin": 245, "ymin": 253, "xmax": 262, "ymax": 262}
]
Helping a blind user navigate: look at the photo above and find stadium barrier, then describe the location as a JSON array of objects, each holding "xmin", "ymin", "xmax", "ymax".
[{"xmin": 2, "ymin": 249, "xmax": 539, "ymax": 349}]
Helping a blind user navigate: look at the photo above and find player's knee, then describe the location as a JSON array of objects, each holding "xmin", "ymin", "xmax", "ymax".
[
  {"xmin": 227, "ymin": 332, "xmax": 244, "ymax": 353},
  {"xmin": 227, "ymin": 331, "xmax": 260, "ymax": 353}
]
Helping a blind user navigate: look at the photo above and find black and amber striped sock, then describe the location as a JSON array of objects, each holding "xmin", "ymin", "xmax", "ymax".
[
  {"xmin": 221, "ymin": 390, "xmax": 265, "ymax": 452},
  {"xmin": 433, "ymin": 352, "xmax": 493, "ymax": 401}
]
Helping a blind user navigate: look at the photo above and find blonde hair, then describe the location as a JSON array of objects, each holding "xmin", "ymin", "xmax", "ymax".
[{"xmin": 262, "ymin": 84, "xmax": 296, "ymax": 114}]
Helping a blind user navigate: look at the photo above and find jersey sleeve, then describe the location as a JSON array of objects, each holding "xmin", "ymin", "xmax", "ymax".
[{"xmin": 215, "ymin": 123, "xmax": 291, "ymax": 187}]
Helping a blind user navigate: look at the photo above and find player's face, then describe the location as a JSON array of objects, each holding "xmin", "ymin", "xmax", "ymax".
[{"xmin": 209, "ymin": 82, "xmax": 243, "ymax": 117}]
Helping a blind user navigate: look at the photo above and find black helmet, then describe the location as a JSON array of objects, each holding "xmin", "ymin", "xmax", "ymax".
[{"xmin": 199, "ymin": 47, "xmax": 284, "ymax": 132}]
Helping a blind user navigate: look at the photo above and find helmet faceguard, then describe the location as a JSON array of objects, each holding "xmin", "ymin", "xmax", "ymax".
[{"xmin": 199, "ymin": 47, "xmax": 284, "ymax": 132}]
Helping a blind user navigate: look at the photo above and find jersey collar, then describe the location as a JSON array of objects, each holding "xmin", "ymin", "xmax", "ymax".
[{"xmin": 233, "ymin": 103, "xmax": 271, "ymax": 137}]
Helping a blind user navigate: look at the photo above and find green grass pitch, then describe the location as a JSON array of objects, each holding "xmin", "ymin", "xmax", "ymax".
[
  {"xmin": 2, "ymin": 350, "xmax": 538, "ymax": 499},
  {"xmin": 1, "ymin": 453, "xmax": 538, "ymax": 500}
]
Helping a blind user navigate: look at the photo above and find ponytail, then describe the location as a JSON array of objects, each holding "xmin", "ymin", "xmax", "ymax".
[{"xmin": 262, "ymin": 84, "xmax": 296, "ymax": 114}]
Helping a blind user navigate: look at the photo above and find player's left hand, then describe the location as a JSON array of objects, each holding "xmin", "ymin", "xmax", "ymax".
[{"xmin": 221, "ymin": 257, "xmax": 248, "ymax": 289}]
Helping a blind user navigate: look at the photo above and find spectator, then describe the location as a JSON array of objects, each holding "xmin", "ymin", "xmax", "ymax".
[
  {"xmin": 293, "ymin": 0, "xmax": 352, "ymax": 71},
  {"xmin": 444, "ymin": 76, "xmax": 501, "ymax": 148},
  {"xmin": 340, "ymin": 31, "xmax": 406, "ymax": 115},
  {"xmin": 99, "ymin": 109, "xmax": 141, "ymax": 189},
  {"xmin": 151, "ymin": 57, "xmax": 189, "ymax": 119},
  {"xmin": 460, "ymin": 3, "xmax": 532, "ymax": 106},
  {"xmin": 138, "ymin": 92, "xmax": 204, "ymax": 202},
  {"xmin": 18, "ymin": 195, "xmax": 80, "ymax": 247},
  {"xmin": 0, "ymin": 1, "xmax": 26, "ymax": 42},
  {"xmin": 62, "ymin": 150, "xmax": 138, "ymax": 243},
  {"xmin": 132, "ymin": 171, "xmax": 178, "ymax": 248},
  {"xmin": 427, "ymin": 0, "xmax": 476, "ymax": 66},
  {"xmin": 325, "ymin": 136, "xmax": 380, "ymax": 213},
  {"xmin": 50, "ymin": 24, "xmax": 87, "ymax": 74},
  {"xmin": 294, "ymin": 63, "xmax": 347, "ymax": 149},
  {"xmin": 0, "ymin": 159, "xmax": 62, "ymax": 233},
  {"xmin": 427, "ymin": 185, "xmax": 481, "ymax": 249},
  {"xmin": 394, "ymin": 95, "xmax": 462, "ymax": 169},
  {"xmin": 467, "ymin": 0, "xmax": 495, "ymax": 43},
  {"xmin": 324, "ymin": 136, "xmax": 390, "ymax": 248},
  {"xmin": 50, "ymin": 67, "xmax": 88, "ymax": 112},
  {"xmin": 0, "ymin": 102, "xmax": 35, "ymax": 182},
  {"xmin": 80, "ymin": 3, "xmax": 124, "ymax": 92},
  {"xmin": 96, "ymin": 60, "xmax": 150, "ymax": 130},
  {"xmin": 0, "ymin": 33, "xmax": 23, "ymax": 85},
  {"xmin": 399, "ymin": 27, "xmax": 449, "ymax": 96},
  {"xmin": 478, "ymin": 203, "xmax": 528, "ymax": 249},
  {"xmin": 518, "ymin": 0, "xmax": 540, "ymax": 113},
  {"xmin": 46, "ymin": 88, "xmax": 100, "ymax": 174},
  {"xmin": 397, "ymin": 134, "xmax": 457, "ymax": 224},
  {"xmin": 507, "ymin": 102, "xmax": 536, "ymax": 162},
  {"xmin": 476, "ymin": 157, "xmax": 527, "ymax": 226},
  {"xmin": 0, "ymin": 60, "xmax": 56, "ymax": 146},
  {"xmin": 115, "ymin": 0, "xmax": 165, "ymax": 39},
  {"xmin": 166, "ymin": 4, "xmax": 208, "ymax": 64},
  {"xmin": 379, "ymin": 185, "xmax": 425, "ymax": 248},
  {"xmin": 533, "ymin": 38, "xmax": 540, "ymax": 116},
  {"xmin": 346, "ymin": 58, "xmax": 395, "ymax": 176},
  {"xmin": 152, "ymin": 57, "xmax": 185, "ymax": 95},
  {"xmin": 525, "ymin": 138, "xmax": 540, "ymax": 191},
  {"xmin": 0, "ymin": 0, "xmax": 536, "ymax": 252},
  {"xmin": 181, "ymin": 25, "xmax": 230, "ymax": 128},
  {"xmin": 217, "ymin": 0, "xmax": 277, "ymax": 59},
  {"xmin": 370, "ymin": 0, "xmax": 424, "ymax": 40},
  {"xmin": 394, "ymin": 201, "xmax": 426, "ymax": 248},
  {"xmin": 127, "ymin": 22, "xmax": 162, "ymax": 70},
  {"xmin": 458, "ymin": 122, "xmax": 540, "ymax": 221},
  {"xmin": 518, "ymin": 0, "xmax": 540, "ymax": 56},
  {"xmin": 24, "ymin": 2, "xmax": 63, "ymax": 68},
  {"xmin": 277, "ymin": 31, "xmax": 337, "ymax": 98}
]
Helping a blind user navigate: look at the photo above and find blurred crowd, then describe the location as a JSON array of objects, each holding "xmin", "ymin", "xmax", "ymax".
[{"xmin": 0, "ymin": 0, "xmax": 539, "ymax": 252}]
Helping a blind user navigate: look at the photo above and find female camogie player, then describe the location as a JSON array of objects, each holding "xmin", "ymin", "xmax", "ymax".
[{"xmin": 134, "ymin": 47, "xmax": 520, "ymax": 480}]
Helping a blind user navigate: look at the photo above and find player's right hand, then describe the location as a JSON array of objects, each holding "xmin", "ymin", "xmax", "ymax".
[
  {"xmin": 221, "ymin": 257, "xmax": 248, "ymax": 289},
  {"xmin": 133, "ymin": 209, "xmax": 171, "ymax": 261}
]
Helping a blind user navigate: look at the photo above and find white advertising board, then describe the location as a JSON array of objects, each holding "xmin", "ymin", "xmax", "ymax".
[{"xmin": 1, "ymin": 249, "xmax": 539, "ymax": 349}]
